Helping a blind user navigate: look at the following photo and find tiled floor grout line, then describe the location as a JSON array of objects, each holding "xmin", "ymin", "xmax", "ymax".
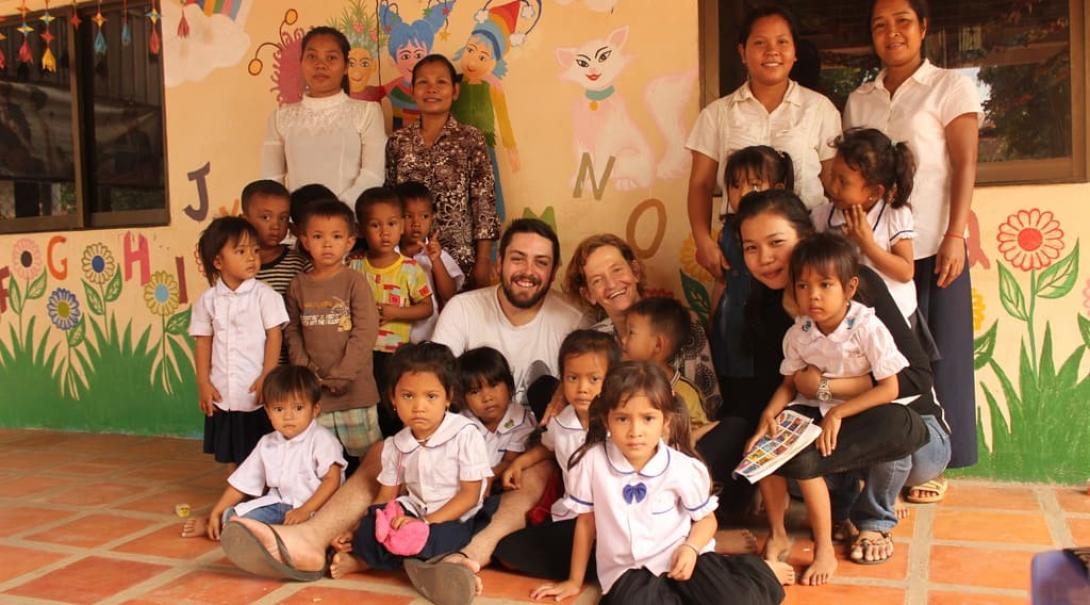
[
  {"xmin": 929, "ymin": 538, "xmax": 1054, "ymax": 551},
  {"xmin": 905, "ymin": 502, "xmax": 934, "ymax": 605},
  {"xmin": 95, "ymin": 550, "xmax": 252, "ymax": 605},
  {"xmin": 1038, "ymin": 486, "xmax": 1075, "ymax": 548},
  {"xmin": 925, "ymin": 581, "xmax": 1029, "ymax": 596}
]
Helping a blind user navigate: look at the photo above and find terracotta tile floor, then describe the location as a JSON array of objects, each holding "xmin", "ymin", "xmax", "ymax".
[{"xmin": 0, "ymin": 428, "xmax": 1086, "ymax": 604}]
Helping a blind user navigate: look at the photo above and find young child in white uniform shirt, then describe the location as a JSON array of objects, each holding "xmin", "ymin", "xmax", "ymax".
[
  {"xmin": 492, "ymin": 331, "xmax": 621, "ymax": 581},
  {"xmin": 328, "ymin": 343, "xmax": 495, "ymax": 580},
  {"xmin": 531, "ymin": 361, "xmax": 793, "ymax": 604},
  {"xmin": 457, "ymin": 347, "xmax": 535, "ymax": 483},
  {"xmin": 745, "ymin": 233, "xmax": 909, "ymax": 586},
  {"xmin": 189, "ymin": 217, "xmax": 289, "ymax": 468},
  {"xmin": 182, "ymin": 366, "xmax": 345, "ymax": 540},
  {"xmin": 396, "ymin": 181, "xmax": 466, "ymax": 343}
]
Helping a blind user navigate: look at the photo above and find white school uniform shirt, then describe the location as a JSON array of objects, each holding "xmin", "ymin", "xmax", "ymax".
[
  {"xmin": 261, "ymin": 91, "xmax": 387, "ymax": 206},
  {"xmin": 780, "ymin": 302, "xmax": 910, "ymax": 414},
  {"xmin": 564, "ymin": 440, "xmax": 718, "ymax": 595},
  {"xmin": 843, "ymin": 60, "xmax": 983, "ymax": 258},
  {"xmin": 541, "ymin": 405, "xmax": 588, "ymax": 522},
  {"xmin": 811, "ymin": 200, "xmax": 918, "ymax": 318},
  {"xmin": 229, "ymin": 420, "xmax": 346, "ymax": 517},
  {"xmin": 686, "ymin": 79, "xmax": 841, "ymax": 209},
  {"xmin": 395, "ymin": 245, "xmax": 466, "ymax": 343},
  {"xmin": 188, "ymin": 278, "xmax": 289, "ymax": 412},
  {"xmin": 462, "ymin": 403, "xmax": 536, "ymax": 468},
  {"xmin": 431, "ymin": 286, "xmax": 588, "ymax": 406},
  {"xmin": 379, "ymin": 412, "xmax": 493, "ymax": 522}
]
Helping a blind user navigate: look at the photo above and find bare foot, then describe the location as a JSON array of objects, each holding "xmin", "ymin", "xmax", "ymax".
[
  {"xmin": 442, "ymin": 552, "xmax": 483, "ymax": 595},
  {"xmin": 763, "ymin": 559, "xmax": 796, "ymax": 586},
  {"xmin": 233, "ymin": 517, "xmax": 326, "ymax": 573},
  {"xmin": 715, "ymin": 528, "xmax": 758, "ymax": 555},
  {"xmin": 763, "ymin": 532, "xmax": 792, "ymax": 563},
  {"xmin": 894, "ymin": 496, "xmax": 909, "ymax": 520},
  {"xmin": 801, "ymin": 544, "xmax": 837, "ymax": 586},
  {"xmin": 330, "ymin": 552, "xmax": 366, "ymax": 579},
  {"xmin": 180, "ymin": 517, "xmax": 208, "ymax": 539}
]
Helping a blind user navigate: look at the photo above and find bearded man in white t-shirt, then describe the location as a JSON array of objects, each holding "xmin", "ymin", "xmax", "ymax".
[{"xmin": 222, "ymin": 219, "xmax": 586, "ymax": 605}]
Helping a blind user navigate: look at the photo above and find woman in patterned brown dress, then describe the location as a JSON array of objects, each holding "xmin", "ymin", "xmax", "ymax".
[{"xmin": 385, "ymin": 54, "xmax": 500, "ymax": 289}]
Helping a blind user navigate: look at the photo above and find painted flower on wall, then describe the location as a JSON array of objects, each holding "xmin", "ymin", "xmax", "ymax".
[
  {"xmin": 10, "ymin": 238, "xmax": 43, "ymax": 281},
  {"xmin": 679, "ymin": 231, "xmax": 719, "ymax": 285},
  {"xmin": 972, "ymin": 287, "xmax": 985, "ymax": 331},
  {"xmin": 996, "ymin": 208, "xmax": 1064, "ymax": 271},
  {"xmin": 47, "ymin": 288, "xmax": 81, "ymax": 331},
  {"xmin": 81, "ymin": 243, "xmax": 117, "ymax": 285},
  {"xmin": 144, "ymin": 271, "xmax": 180, "ymax": 317}
]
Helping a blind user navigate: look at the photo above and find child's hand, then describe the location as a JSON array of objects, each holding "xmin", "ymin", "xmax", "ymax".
[
  {"xmin": 424, "ymin": 237, "xmax": 443, "ymax": 264},
  {"xmin": 842, "ymin": 204, "xmax": 875, "ymax": 247},
  {"xmin": 529, "ymin": 579, "xmax": 582, "ymax": 602},
  {"xmin": 744, "ymin": 411, "xmax": 779, "ymax": 453},
  {"xmin": 330, "ymin": 530, "xmax": 354, "ymax": 552},
  {"xmin": 283, "ymin": 508, "xmax": 310, "ymax": 525},
  {"xmin": 668, "ymin": 543, "xmax": 699, "ymax": 580},
  {"xmin": 818, "ymin": 410, "xmax": 843, "ymax": 457},
  {"xmin": 198, "ymin": 381, "xmax": 221, "ymax": 417},
  {"xmin": 391, "ymin": 515, "xmax": 423, "ymax": 530},
  {"xmin": 502, "ymin": 463, "xmax": 524, "ymax": 491},
  {"xmin": 207, "ymin": 513, "xmax": 224, "ymax": 541},
  {"xmin": 249, "ymin": 373, "xmax": 267, "ymax": 405}
]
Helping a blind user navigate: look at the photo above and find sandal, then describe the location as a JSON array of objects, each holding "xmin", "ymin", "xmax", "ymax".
[
  {"xmin": 905, "ymin": 477, "xmax": 948, "ymax": 504},
  {"xmin": 850, "ymin": 532, "xmax": 894, "ymax": 565},
  {"xmin": 220, "ymin": 521, "xmax": 325, "ymax": 581},
  {"xmin": 404, "ymin": 551, "xmax": 477, "ymax": 605}
]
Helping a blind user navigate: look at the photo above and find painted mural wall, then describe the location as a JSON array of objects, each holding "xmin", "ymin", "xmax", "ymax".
[{"xmin": 0, "ymin": 0, "xmax": 1087, "ymax": 484}]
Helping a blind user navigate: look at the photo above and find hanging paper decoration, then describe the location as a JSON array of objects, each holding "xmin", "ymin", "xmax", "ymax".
[
  {"xmin": 17, "ymin": 1, "xmax": 33, "ymax": 65},
  {"xmin": 40, "ymin": 0, "xmax": 57, "ymax": 72},
  {"xmin": 93, "ymin": 0, "xmax": 107, "ymax": 56},
  {"xmin": 70, "ymin": 0, "xmax": 82, "ymax": 29},
  {"xmin": 177, "ymin": 0, "xmax": 192, "ymax": 38},
  {"xmin": 120, "ymin": 0, "xmax": 131, "ymax": 45},
  {"xmin": 147, "ymin": 0, "xmax": 161, "ymax": 55}
]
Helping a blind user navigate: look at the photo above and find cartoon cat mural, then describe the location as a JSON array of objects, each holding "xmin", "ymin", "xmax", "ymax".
[{"xmin": 556, "ymin": 26, "xmax": 696, "ymax": 193}]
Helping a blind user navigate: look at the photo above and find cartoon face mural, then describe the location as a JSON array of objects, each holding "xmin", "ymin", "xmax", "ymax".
[
  {"xmin": 347, "ymin": 47, "xmax": 376, "ymax": 93},
  {"xmin": 377, "ymin": 0, "xmax": 455, "ymax": 127},
  {"xmin": 333, "ymin": 0, "xmax": 381, "ymax": 99}
]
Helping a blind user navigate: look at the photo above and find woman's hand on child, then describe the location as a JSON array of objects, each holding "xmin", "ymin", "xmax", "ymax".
[
  {"xmin": 198, "ymin": 381, "xmax": 222, "ymax": 417},
  {"xmin": 668, "ymin": 543, "xmax": 699, "ymax": 581},
  {"xmin": 793, "ymin": 365, "xmax": 823, "ymax": 399},
  {"xmin": 391, "ymin": 515, "xmax": 424, "ymax": 530},
  {"xmin": 283, "ymin": 508, "xmax": 310, "ymax": 525},
  {"xmin": 502, "ymin": 464, "xmax": 524, "ymax": 491},
  {"xmin": 818, "ymin": 410, "xmax": 843, "ymax": 457},
  {"xmin": 842, "ymin": 204, "xmax": 875, "ymax": 248},
  {"xmin": 538, "ymin": 387, "xmax": 568, "ymax": 427},
  {"xmin": 529, "ymin": 579, "xmax": 582, "ymax": 602}
]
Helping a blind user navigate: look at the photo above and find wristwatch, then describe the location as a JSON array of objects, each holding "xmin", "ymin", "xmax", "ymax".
[{"xmin": 817, "ymin": 377, "xmax": 831, "ymax": 403}]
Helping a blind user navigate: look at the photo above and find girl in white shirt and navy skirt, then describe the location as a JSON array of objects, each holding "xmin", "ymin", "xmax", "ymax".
[
  {"xmin": 327, "ymin": 343, "xmax": 497, "ymax": 582},
  {"xmin": 530, "ymin": 361, "xmax": 792, "ymax": 604}
]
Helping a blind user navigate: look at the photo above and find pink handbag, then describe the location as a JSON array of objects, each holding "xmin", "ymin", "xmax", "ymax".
[{"xmin": 374, "ymin": 500, "xmax": 430, "ymax": 556}]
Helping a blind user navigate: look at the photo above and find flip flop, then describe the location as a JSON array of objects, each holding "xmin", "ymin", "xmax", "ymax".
[
  {"xmin": 850, "ymin": 532, "xmax": 893, "ymax": 565},
  {"xmin": 404, "ymin": 552, "xmax": 477, "ymax": 605},
  {"xmin": 220, "ymin": 521, "xmax": 325, "ymax": 582},
  {"xmin": 904, "ymin": 477, "xmax": 948, "ymax": 504}
]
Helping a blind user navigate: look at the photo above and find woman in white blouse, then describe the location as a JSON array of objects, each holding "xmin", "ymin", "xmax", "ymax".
[
  {"xmin": 844, "ymin": 0, "xmax": 982, "ymax": 480},
  {"xmin": 261, "ymin": 27, "xmax": 387, "ymax": 206},
  {"xmin": 687, "ymin": 4, "xmax": 841, "ymax": 279}
]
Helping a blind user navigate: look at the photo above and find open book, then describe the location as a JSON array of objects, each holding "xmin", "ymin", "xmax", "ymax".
[{"xmin": 734, "ymin": 409, "xmax": 823, "ymax": 484}]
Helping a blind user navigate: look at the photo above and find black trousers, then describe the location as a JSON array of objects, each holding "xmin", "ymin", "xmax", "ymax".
[
  {"xmin": 915, "ymin": 253, "xmax": 976, "ymax": 468},
  {"xmin": 601, "ymin": 552, "xmax": 784, "ymax": 605},
  {"xmin": 493, "ymin": 518, "xmax": 597, "ymax": 581}
]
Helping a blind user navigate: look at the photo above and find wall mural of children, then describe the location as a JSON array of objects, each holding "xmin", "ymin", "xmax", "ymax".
[
  {"xmin": 451, "ymin": 0, "xmax": 542, "ymax": 222},
  {"xmin": 378, "ymin": 0, "xmax": 456, "ymax": 129},
  {"xmin": 333, "ymin": 0, "xmax": 385, "ymax": 102}
]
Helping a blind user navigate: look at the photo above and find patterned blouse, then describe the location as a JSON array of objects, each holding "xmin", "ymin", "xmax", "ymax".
[{"xmin": 385, "ymin": 116, "xmax": 500, "ymax": 275}]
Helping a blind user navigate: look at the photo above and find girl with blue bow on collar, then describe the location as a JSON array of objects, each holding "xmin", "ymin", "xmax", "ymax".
[{"xmin": 531, "ymin": 361, "xmax": 793, "ymax": 604}]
